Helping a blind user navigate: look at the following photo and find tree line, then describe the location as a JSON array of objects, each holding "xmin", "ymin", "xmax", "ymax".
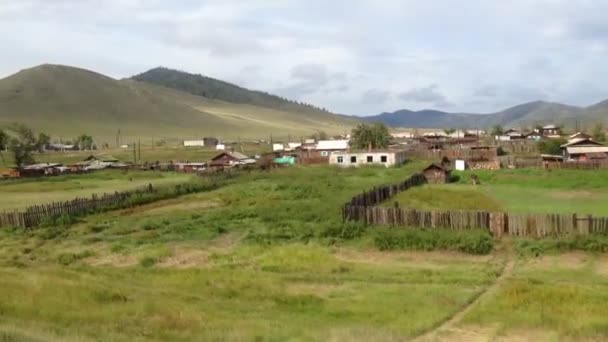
[{"xmin": 0, "ymin": 124, "xmax": 97, "ymax": 167}]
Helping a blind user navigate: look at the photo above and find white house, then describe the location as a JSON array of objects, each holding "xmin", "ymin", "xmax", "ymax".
[
  {"xmin": 184, "ymin": 140, "xmax": 206, "ymax": 147},
  {"xmin": 495, "ymin": 129, "xmax": 524, "ymax": 141},
  {"xmin": 216, "ymin": 144, "xmax": 226, "ymax": 151},
  {"xmin": 329, "ymin": 150, "xmax": 406, "ymax": 168},
  {"xmin": 272, "ymin": 143, "xmax": 285, "ymax": 151},
  {"xmin": 315, "ymin": 140, "xmax": 349, "ymax": 157}
]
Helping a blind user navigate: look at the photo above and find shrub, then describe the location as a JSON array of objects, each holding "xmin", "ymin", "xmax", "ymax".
[
  {"xmin": 139, "ymin": 256, "xmax": 158, "ymax": 268},
  {"xmin": 320, "ymin": 222, "xmax": 366, "ymax": 240},
  {"xmin": 374, "ymin": 228, "xmax": 493, "ymax": 255},
  {"xmin": 516, "ymin": 235, "xmax": 608, "ymax": 256},
  {"xmin": 57, "ymin": 250, "xmax": 95, "ymax": 265}
]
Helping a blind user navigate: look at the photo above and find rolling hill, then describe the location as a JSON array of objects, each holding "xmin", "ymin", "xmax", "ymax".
[
  {"xmin": 0, "ymin": 64, "xmax": 356, "ymax": 143},
  {"xmin": 364, "ymin": 100, "xmax": 608, "ymax": 129}
]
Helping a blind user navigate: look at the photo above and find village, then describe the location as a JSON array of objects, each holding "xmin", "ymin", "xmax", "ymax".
[{"xmin": 4, "ymin": 122, "xmax": 608, "ymax": 180}]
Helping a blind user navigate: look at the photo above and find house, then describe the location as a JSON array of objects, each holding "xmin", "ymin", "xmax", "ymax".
[
  {"xmin": 209, "ymin": 151, "xmax": 257, "ymax": 168},
  {"xmin": 561, "ymin": 138, "xmax": 608, "ymax": 161},
  {"xmin": 391, "ymin": 132, "xmax": 414, "ymax": 139},
  {"xmin": 183, "ymin": 140, "xmax": 206, "ymax": 147},
  {"xmin": 422, "ymin": 163, "xmax": 451, "ymax": 184},
  {"xmin": 329, "ymin": 150, "xmax": 406, "ymax": 168},
  {"xmin": 216, "ymin": 144, "xmax": 226, "ymax": 151},
  {"xmin": 174, "ymin": 162, "xmax": 207, "ymax": 173},
  {"xmin": 47, "ymin": 143, "xmax": 77, "ymax": 151},
  {"xmin": 525, "ymin": 131, "xmax": 543, "ymax": 141},
  {"xmin": 17, "ymin": 163, "xmax": 65, "ymax": 177},
  {"xmin": 272, "ymin": 143, "xmax": 285, "ymax": 152},
  {"xmin": 538, "ymin": 124, "xmax": 561, "ymax": 137},
  {"xmin": 496, "ymin": 129, "xmax": 524, "ymax": 141},
  {"xmin": 568, "ymin": 132, "xmax": 592, "ymax": 142},
  {"xmin": 315, "ymin": 140, "xmax": 349, "ymax": 157},
  {"xmin": 71, "ymin": 155, "xmax": 122, "ymax": 171},
  {"xmin": 287, "ymin": 142, "xmax": 302, "ymax": 150}
]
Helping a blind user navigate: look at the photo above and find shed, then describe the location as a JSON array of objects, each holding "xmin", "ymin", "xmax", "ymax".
[
  {"xmin": 209, "ymin": 151, "xmax": 256, "ymax": 168},
  {"xmin": 423, "ymin": 163, "xmax": 451, "ymax": 184}
]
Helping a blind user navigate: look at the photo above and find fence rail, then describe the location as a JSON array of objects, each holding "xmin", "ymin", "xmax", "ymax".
[
  {"xmin": 342, "ymin": 173, "xmax": 608, "ymax": 237},
  {"xmin": 0, "ymin": 171, "xmax": 240, "ymax": 229}
]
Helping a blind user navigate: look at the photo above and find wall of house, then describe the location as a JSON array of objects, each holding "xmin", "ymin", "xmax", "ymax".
[{"xmin": 329, "ymin": 151, "xmax": 405, "ymax": 167}]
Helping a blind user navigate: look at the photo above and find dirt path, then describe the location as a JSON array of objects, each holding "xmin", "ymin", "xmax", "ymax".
[{"xmin": 413, "ymin": 255, "xmax": 515, "ymax": 342}]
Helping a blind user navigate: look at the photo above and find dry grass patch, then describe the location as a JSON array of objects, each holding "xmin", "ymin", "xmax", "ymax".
[
  {"xmin": 334, "ymin": 248, "xmax": 493, "ymax": 268},
  {"xmin": 526, "ymin": 252, "xmax": 590, "ymax": 271}
]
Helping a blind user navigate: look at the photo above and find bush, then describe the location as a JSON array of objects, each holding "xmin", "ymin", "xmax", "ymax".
[
  {"xmin": 516, "ymin": 235, "xmax": 608, "ymax": 256},
  {"xmin": 139, "ymin": 256, "xmax": 158, "ymax": 268},
  {"xmin": 57, "ymin": 250, "xmax": 95, "ymax": 265},
  {"xmin": 374, "ymin": 228, "xmax": 493, "ymax": 255},
  {"xmin": 320, "ymin": 222, "xmax": 366, "ymax": 240}
]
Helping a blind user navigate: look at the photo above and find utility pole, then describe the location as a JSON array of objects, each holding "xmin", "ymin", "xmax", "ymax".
[
  {"xmin": 133, "ymin": 143, "xmax": 136, "ymax": 164},
  {"xmin": 138, "ymin": 139, "xmax": 141, "ymax": 162}
]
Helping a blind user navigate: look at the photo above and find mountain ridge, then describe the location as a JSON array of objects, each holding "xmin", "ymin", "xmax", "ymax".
[{"xmin": 363, "ymin": 100, "xmax": 607, "ymax": 128}]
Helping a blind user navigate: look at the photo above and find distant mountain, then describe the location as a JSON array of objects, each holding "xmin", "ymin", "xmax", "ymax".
[
  {"xmin": 0, "ymin": 64, "xmax": 356, "ymax": 142},
  {"xmin": 364, "ymin": 100, "xmax": 607, "ymax": 129}
]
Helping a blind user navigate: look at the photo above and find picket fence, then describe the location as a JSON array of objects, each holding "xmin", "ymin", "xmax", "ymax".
[{"xmin": 342, "ymin": 173, "xmax": 608, "ymax": 237}]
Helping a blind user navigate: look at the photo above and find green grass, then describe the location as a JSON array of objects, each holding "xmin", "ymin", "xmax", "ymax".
[
  {"xmin": 2, "ymin": 164, "xmax": 608, "ymax": 340},
  {"xmin": 389, "ymin": 168, "xmax": 608, "ymax": 216},
  {"xmin": 0, "ymin": 170, "xmax": 195, "ymax": 210},
  {"xmin": 462, "ymin": 253, "xmax": 608, "ymax": 340}
]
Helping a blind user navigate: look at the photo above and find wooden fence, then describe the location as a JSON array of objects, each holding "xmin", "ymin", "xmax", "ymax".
[
  {"xmin": 342, "ymin": 173, "xmax": 608, "ymax": 237},
  {"xmin": 0, "ymin": 170, "xmax": 240, "ymax": 229}
]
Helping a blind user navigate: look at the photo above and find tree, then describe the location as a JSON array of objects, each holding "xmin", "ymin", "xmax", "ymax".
[
  {"xmin": 9, "ymin": 124, "xmax": 37, "ymax": 167},
  {"xmin": 350, "ymin": 123, "xmax": 391, "ymax": 150},
  {"xmin": 309, "ymin": 131, "xmax": 328, "ymax": 141},
  {"xmin": 36, "ymin": 132, "xmax": 51, "ymax": 152},
  {"xmin": 443, "ymin": 128, "xmax": 456, "ymax": 135},
  {"xmin": 490, "ymin": 125, "xmax": 504, "ymax": 136},
  {"xmin": 74, "ymin": 134, "xmax": 95, "ymax": 150},
  {"xmin": 537, "ymin": 138, "xmax": 567, "ymax": 155},
  {"xmin": 592, "ymin": 123, "xmax": 606, "ymax": 142},
  {"xmin": 0, "ymin": 129, "xmax": 7, "ymax": 162}
]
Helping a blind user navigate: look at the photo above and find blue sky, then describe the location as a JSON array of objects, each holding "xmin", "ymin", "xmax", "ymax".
[{"xmin": 1, "ymin": 0, "xmax": 607, "ymax": 115}]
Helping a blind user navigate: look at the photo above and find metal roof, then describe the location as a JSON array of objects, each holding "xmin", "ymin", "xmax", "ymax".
[
  {"xmin": 566, "ymin": 146, "xmax": 608, "ymax": 154},
  {"xmin": 315, "ymin": 140, "xmax": 349, "ymax": 150}
]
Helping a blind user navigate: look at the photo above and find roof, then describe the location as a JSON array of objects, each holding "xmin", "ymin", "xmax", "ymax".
[
  {"xmin": 568, "ymin": 132, "xmax": 591, "ymax": 140},
  {"xmin": 23, "ymin": 163, "xmax": 62, "ymax": 170},
  {"xmin": 84, "ymin": 155, "xmax": 119, "ymax": 162},
  {"xmin": 561, "ymin": 138, "xmax": 605, "ymax": 148},
  {"xmin": 541, "ymin": 154, "xmax": 563, "ymax": 160},
  {"xmin": 566, "ymin": 146, "xmax": 608, "ymax": 154},
  {"xmin": 543, "ymin": 124, "xmax": 558, "ymax": 129},
  {"xmin": 315, "ymin": 140, "xmax": 349, "ymax": 150},
  {"xmin": 586, "ymin": 152, "xmax": 608, "ymax": 159}
]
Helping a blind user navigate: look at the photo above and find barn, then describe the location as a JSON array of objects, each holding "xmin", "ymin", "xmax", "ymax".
[{"xmin": 423, "ymin": 163, "xmax": 451, "ymax": 184}]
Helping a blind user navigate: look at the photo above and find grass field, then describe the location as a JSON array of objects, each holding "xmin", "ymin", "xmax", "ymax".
[
  {"xmin": 0, "ymin": 171, "xmax": 195, "ymax": 211},
  {"xmin": 1, "ymin": 165, "xmax": 608, "ymax": 341},
  {"xmin": 389, "ymin": 168, "xmax": 608, "ymax": 216}
]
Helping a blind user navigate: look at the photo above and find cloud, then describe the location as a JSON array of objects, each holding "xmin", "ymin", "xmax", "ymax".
[
  {"xmin": 399, "ymin": 85, "xmax": 451, "ymax": 108},
  {"xmin": 1, "ymin": 1, "xmax": 608, "ymax": 115},
  {"xmin": 362, "ymin": 89, "xmax": 391, "ymax": 104}
]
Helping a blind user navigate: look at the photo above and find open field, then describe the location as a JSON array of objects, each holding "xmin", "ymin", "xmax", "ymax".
[
  {"xmin": 0, "ymin": 171, "xmax": 195, "ymax": 211},
  {"xmin": 389, "ymin": 168, "xmax": 608, "ymax": 216},
  {"xmin": 1, "ymin": 165, "xmax": 608, "ymax": 341}
]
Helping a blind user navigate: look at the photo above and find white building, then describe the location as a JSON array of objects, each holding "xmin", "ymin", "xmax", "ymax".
[
  {"xmin": 273, "ymin": 143, "xmax": 285, "ymax": 151},
  {"xmin": 315, "ymin": 140, "xmax": 350, "ymax": 157},
  {"xmin": 184, "ymin": 140, "xmax": 206, "ymax": 147},
  {"xmin": 329, "ymin": 150, "xmax": 406, "ymax": 168}
]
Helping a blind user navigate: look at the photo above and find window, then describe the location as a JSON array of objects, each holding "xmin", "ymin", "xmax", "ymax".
[
  {"xmin": 321, "ymin": 151, "xmax": 329, "ymax": 157},
  {"xmin": 350, "ymin": 156, "xmax": 357, "ymax": 163},
  {"xmin": 381, "ymin": 155, "xmax": 388, "ymax": 163},
  {"xmin": 337, "ymin": 156, "xmax": 344, "ymax": 163},
  {"xmin": 367, "ymin": 156, "xmax": 373, "ymax": 163}
]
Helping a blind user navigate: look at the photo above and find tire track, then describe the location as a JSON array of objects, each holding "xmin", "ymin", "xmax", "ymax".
[{"xmin": 413, "ymin": 255, "xmax": 515, "ymax": 342}]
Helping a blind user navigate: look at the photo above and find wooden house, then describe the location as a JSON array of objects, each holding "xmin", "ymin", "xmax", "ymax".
[
  {"xmin": 209, "ymin": 151, "xmax": 256, "ymax": 168},
  {"xmin": 423, "ymin": 163, "xmax": 451, "ymax": 184},
  {"xmin": 561, "ymin": 138, "xmax": 608, "ymax": 161}
]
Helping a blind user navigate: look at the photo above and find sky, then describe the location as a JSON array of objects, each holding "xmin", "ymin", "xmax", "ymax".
[{"xmin": 1, "ymin": 0, "xmax": 607, "ymax": 116}]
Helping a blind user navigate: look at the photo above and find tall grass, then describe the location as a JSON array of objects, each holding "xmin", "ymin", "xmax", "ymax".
[{"xmin": 374, "ymin": 228, "xmax": 494, "ymax": 255}]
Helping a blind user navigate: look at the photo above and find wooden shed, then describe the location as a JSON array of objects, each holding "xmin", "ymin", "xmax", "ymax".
[{"xmin": 423, "ymin": 163, "xmax": 451, "ymax": 184}]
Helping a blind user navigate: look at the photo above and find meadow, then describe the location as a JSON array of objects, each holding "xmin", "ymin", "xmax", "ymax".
[
  {"xmin": 1, "ymin": 164, "xmax": 608, "ymax": 341},
  {"xmin": 389, "ymin": 168, "xmax": 608, "ymax": 216},
  {"xmin": 0, "ymin": 171, "xmax": 195, "ymax": 211}
]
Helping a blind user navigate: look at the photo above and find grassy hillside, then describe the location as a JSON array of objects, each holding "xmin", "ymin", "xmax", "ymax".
[{"xmin": 0, "ymin": 65, "xmax": 356, "ymax": 143}]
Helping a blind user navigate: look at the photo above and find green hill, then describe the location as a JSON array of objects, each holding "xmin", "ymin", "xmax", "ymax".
[{"xmin": 0, "ymin": 64, "xmax": 356, "ymax": 143}]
